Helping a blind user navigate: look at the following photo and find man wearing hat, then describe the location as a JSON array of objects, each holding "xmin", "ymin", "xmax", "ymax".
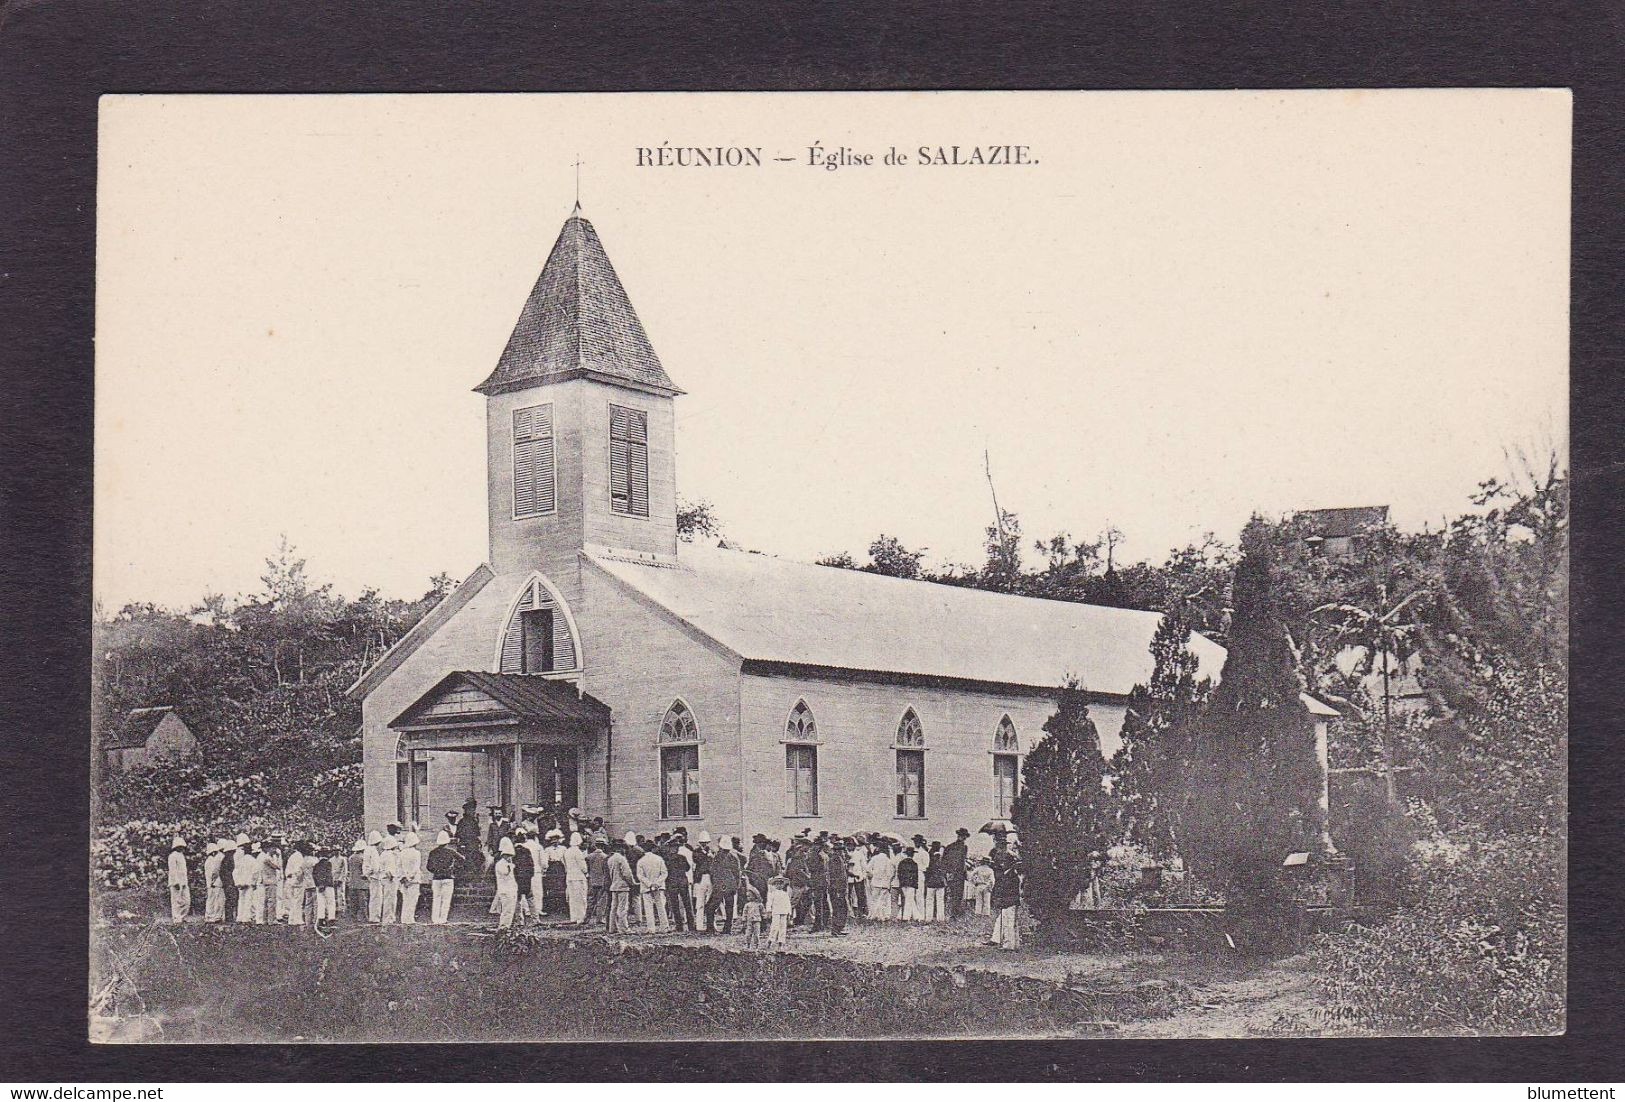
[
  {"xmin": 689, "ymin": 832, "xmax": 713, "ymax": 931},
  {"xmin": 397, "ymin": 831, "xmax": 424, "ymax": 924},
  {"xmin": 807, "ymin": 835, "xmax": 832, "ymax": 933},
  {"xmin": 492, "ymin": 836, "xmax": 519, "ymax": 930},
  {"xmin": 218, "ymin": 836, "xmax": 239, "ymax": 922},
  {"xmin": 943, "ymin": 828, "xmax": 971, "ymax": 920},
  {"xmin": 346, "ymin": 839, "xmax": 368, "ymax": 919},
  {"xmin": 165, "ymin": 837, "xmax": 191, "ymax": 924},
  {"xmin": 454, "ymin": 798, "xmax": 482, "ymax": 866},
  {"xmin": 363, "ymin": 831, "xmax": 385, "ymax": 923},
  {"xmin": 911, "ymin": 834, "xmax": 932, "ymax": 923},
  {"xmin": 660, "ymin": 833, "xmax": 691, "ymax": 933},
  {"xmin": 382, "ymin": 835, "xmax": 407, "ymax": 923},
  {"xmin": 426, "ymin": 830, "xmax": 460, "ymax": 924},
  {"xmin": 635, "ymin": 838, "xmax": 670, "ymax": 933},
  {"xmin": 605, "ymin": 839, "xmax": 636, "ymax": 935},
  {"xmin": 705, "ymin": 836, "xmax": 743, "ymax": 935},
  {"xmin": 784, "ymin": 838, "xmax": 813, "ymax": 927},
  {"xmin": 563, "ymin": 831, "xmax": 590, "ymax": 925},
  {"xmin": 202, "ymin": 841, "xmax": 225, "ymax": 923},
  {"xmin": 234, "ymin": 845, "xmax": 261, "ymax": 923},
  {"xmin": 827, "ymin": 838, "xmax": 851, "ymax": 936},
  {"xmin": 585, "ymin": 837, "xmax": 611, "ymax": 926},
  {"xmin": 231, "ymin": 835, "xmax": 257, "ymax": 922},
  {"xmin": 744, "ymin": 834, "xmax": 773, "ymax": 922},
  {"xmin": 486, "ymin": 807, "xmax": 509, "ymax": 856},
  {"xmin": 510, "ymin": 827, "xmax": 536, "ymax": 924}
]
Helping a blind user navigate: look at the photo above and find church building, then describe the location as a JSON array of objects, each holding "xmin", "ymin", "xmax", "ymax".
[{"xmin": 348, "ymin": 208, "xmax": 1335, "ymax": 848}]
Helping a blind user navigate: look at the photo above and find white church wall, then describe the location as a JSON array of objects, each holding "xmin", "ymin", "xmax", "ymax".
[
  {"xmin": 578, "ymin": 561, "xmax": 743, "ymax": 836},
  {"xmin": 360, "ymin": 571, "xmax": 529, "ymax": 831},
  {"xmin": 738, "ymin": 671, "xmax": 1128, "ymax": 856}
]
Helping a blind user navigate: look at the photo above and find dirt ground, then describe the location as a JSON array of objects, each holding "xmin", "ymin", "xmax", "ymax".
[{"xmin": 95, "ymin": 888, "xmax": 1326, "ymax": 1038}]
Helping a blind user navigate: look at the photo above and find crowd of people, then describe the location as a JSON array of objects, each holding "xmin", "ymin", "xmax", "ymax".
[{"xmin": 160, "ymin": 797, "xmax": 1027, "ymax": 951}]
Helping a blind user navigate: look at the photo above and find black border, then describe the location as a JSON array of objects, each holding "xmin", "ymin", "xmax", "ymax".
[{"xmin": 3, "ymin": 0, "xmax": 1622, "ymax": 1082}]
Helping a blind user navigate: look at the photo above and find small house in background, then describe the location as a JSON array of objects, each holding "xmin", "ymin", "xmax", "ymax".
[
  {"xmin": 103, "ymin": 706, "xmax": 197, "ymax": 773},
  {"xmin": 1295, "ymin": 505, "xmax": 1390, "ymax": 562}
]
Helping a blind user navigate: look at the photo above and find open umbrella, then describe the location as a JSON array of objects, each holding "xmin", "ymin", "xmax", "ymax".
[{"xmin": 979, "ymin": 819, "xmax": 1015, "ymax": 835}]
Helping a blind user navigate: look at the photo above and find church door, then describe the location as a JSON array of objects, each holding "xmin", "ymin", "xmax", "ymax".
[{"xmin": 546, "ymin": 748, "xmax": 578, "ymax": 811}]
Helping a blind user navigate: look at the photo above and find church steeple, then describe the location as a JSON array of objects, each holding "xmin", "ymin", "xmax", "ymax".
[
  {"xmin": 474, "ymin": 212, "xmax": 682, "ymax": 398},
  {"xmin": 481, "ymin": 210, "xmax": 681, "ymax": 588}
]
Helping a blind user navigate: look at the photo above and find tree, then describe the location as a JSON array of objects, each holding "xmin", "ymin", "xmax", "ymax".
[
  {"xmin": 676, "ymin": 497, "xmax": 724, "ymax": 543},
  {"xmin": 1011, "ymin": 681, "xmax": 1116, "ymax": 922},
  {"xmin": 1314, "ymin": 575, "xmax": 1429, "ymax": 804},
  {"xmin": 1111, "ymin": 603, "xmax": 1213, "ymax": 858},
  {"xmin": 979, "ymin": 508, "xmax": 1024, "ymax": 593},
  {"xmin": 864, "ymin": 535, "xmax": 925, "ymax": 579},
  {"xmin": 1181, "ymin": 518, "xmax": 1328, "ymax": 950}
]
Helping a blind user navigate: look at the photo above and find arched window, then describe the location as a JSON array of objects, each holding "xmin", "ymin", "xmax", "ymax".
[
  {"xmin": 895, "ymin": 708, "xmax": 926, "ymax": 818},
  {"xmin": 896, "ymin": 709, "xmax": 925, "ymax": 747},
  {"xmin": 784, "ymin": 700, "xmax": 818, "ymax": 816},
  {"xmin": 993, "ymin": 715, "xmax": 1020, "ymax": 817},
  {"xmin": 658, "ymin": 700, "xmax": 700, "ymax": 818},
  {"xmin": 497, "ymin": 577, "xmax": 579, "ymax": 675}
]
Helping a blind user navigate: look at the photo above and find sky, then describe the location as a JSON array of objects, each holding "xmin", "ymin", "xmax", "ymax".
[{"xmin": 95, "ymin": 91, "xmax": 1569, "ymax": 610}]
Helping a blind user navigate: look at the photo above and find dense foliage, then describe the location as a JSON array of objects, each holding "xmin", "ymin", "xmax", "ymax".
[
  {"xmin": 1010, "ymin": 683, "xmax": 1114, "ymax": 918},
  {"xmin": 94, "ymin": 540, "xmax": 450, "ymax": 883},
  {"xmin": 1111, "ymin": 604, "xmax": 1211, "ymax": 859}
]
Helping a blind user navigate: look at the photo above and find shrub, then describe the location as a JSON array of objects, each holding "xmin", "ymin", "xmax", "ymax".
[
  {"xmin": 1312, "ymin": 832, "xmax": 1564, "ymax": 1034},
  {"xmin": 1012, "ymin": 682, "xmax": 1115, "ymax": 921}
]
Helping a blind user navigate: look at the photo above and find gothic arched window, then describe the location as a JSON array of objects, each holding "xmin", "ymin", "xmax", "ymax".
[
  {"xmin": 895, "ymin": 708, "xmax": 926, "ymax": 817},
  {"xmin": 993, "ymin": 715, "xmax": 1020, "ymax": 817},
  {"xmin": 659, "ymin": 700, "xmax": 700, "ymax": 818},
  {"xmin": 785, "ymin": 700, "xmax": 818, "ymax": 816}
]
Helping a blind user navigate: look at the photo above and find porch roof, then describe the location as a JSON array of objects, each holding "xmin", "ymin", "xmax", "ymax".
[{"xmin": 389, "ymin": 671, "xmax": 611, "ymax": 736}]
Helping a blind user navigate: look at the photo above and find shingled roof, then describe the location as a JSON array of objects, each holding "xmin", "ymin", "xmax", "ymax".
[
  {"xmin": 389, "ymin": 671, "xmax": 612, "ymax": 730},
  {"xmin": 474, "ymin": 211, "xmax": 682, "ymax": 397}
]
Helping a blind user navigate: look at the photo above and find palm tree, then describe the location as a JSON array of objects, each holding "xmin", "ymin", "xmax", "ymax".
[{"xmin": 1314, "ymin": 583, "xmax": 1428, "ymax": 804}]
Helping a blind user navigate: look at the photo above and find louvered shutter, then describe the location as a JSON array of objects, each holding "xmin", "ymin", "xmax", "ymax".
[
  {"xmin": 627, "ymin": 411, "xmax": 649, "ymax": 516},
  {"xmin": 513, "ymin": 404, "xmax": 555, "ymax": 518},
  {"xmin": 551, "ymin": 606, "xmax": 575, "ymax": 669},
  {"xmin": 498, "ymin": 587, "xmax": 537, "ymax": 673},
  {"xmin": 609, "ymin": 405, "xmax": 630, "ymax": 514},
  {"xmin": 609, "ymin": 405, "xmax": 649, "ymax": 517},
  {"xmin": 628, "ymin": 439, "xmax": 649, "ymax": 517}
]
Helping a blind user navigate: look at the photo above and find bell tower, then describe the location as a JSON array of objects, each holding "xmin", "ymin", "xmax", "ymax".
[{"xmin": 475, "ymin": 208, "xmax": 683, "ymax": 606}]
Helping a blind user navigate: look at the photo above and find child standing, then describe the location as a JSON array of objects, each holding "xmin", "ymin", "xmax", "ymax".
[
  {"xmin": 766, "ymin": 876, "xmax": 792, "ymax": 950},
  {"xmin": 741, "ymin": 883, "xmax": 764, "ymax": 950},
  {"xmin": 970, "ymin": 858, "xmax": 995, "ymax": 915}
]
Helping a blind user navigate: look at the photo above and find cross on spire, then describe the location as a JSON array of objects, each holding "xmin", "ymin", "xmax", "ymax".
[{"xmin": 573, "ymin": 156, "xmax": 582, "ymax": 213}]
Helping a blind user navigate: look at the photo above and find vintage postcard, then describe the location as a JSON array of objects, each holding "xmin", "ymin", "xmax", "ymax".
[{"xmin": 90, "ymin": 90, "xmax": 1569, "ymax": 1042}]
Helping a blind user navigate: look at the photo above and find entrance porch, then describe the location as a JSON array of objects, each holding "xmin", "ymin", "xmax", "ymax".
[{"xmin": 389, "ymin": 670, "xmax": 612, "ymax": 827}]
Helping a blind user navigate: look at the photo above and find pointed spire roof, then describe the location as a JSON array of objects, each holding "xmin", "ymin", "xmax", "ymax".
[{"xmin": 475, "ymin": 212, "xmax": 681, "ymax": 397}]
